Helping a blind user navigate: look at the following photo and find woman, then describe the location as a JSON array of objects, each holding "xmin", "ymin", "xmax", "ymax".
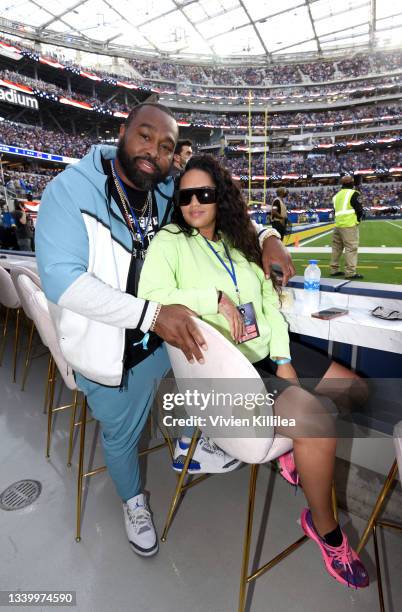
[{"xmin": 138, "ymin": 155, "xmax": 368, "ymax": 589}]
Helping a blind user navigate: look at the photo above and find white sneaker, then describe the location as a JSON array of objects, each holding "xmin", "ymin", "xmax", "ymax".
[
  {"xmin": 172, "ymin": 435, "xmax": 241, "ymax": 474},
  {"xmin": 123, "ymin": 493, "xmax": 158, "ymax": 557}
]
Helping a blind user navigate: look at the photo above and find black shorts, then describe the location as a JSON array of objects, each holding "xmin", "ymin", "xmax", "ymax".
[
  {"xmin": 271, "ymin": 220, "xmax": 287, "ymax": 240},
  {"xmin": 253, "ymin": 339, "xmax": 333, "ymax": 395}
]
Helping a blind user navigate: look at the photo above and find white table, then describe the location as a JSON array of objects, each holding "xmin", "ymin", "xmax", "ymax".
[{"xmin": 281, "ymin": 288, "xmax": 402, "ymax": 355}]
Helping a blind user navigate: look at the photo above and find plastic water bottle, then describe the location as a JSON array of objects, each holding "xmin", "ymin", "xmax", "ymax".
[{"xmin": 303, "ymin": 259, "xmax": 321, "ymax": 313}]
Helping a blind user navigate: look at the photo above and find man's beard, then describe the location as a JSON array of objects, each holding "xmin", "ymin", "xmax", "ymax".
[{"xmin": 116, "ymin": 138, "xmax": 166, "ymax": 190}]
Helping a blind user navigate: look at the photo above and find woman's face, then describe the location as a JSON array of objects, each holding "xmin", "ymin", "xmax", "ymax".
[{"xmin": 178, "ymin": 169, "xmax": 217, "ymax": 233}]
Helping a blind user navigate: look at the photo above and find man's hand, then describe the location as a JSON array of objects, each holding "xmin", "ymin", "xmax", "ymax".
[
  {"xmin": 262, "ymin": 235, "xmax": 295, "ymax": 286},
  {"xmin": 153, "ymin": 304, "xmax": 207, "ymax": 363}
]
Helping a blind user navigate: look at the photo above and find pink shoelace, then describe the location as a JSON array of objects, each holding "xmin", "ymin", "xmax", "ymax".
[{"xmin": 324, "ymin": 537, "xmax": 357, "ymax": 588}]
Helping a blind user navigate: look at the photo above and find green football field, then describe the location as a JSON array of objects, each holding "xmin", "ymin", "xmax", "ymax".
[
  {"xmin": 289, "ymin": 219, "xmax": 402, "ymax": 284},
  {"xmin": 297, "ymin": 219, "xmax": 402, "ymax": 248}
]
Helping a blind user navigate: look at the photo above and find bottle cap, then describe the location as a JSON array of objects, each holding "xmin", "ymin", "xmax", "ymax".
[{"xmin": 309, "ymin": 259, "xmax": 318, "ymax": 264}]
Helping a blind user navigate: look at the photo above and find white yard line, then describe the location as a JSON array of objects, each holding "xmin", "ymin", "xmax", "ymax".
[
  {"xmin": 288, "ymin": 246, "xmax": 402, "ymax": 254},
  {"xmin": 299, "ymin": 229, "xmax": 334, "ymax": 245},
  {"xmin": 386, "ymin": 220, "xmax": 402, "ymax": 230}
]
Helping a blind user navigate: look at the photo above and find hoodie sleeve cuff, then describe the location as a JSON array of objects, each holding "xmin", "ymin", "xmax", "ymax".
[{"xmin": 139, "ymin": 301, "xmax": 159, "ymax": 333}]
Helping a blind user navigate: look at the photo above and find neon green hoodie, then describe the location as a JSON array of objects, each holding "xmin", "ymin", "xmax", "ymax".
[{"xmin": 138, "ymin": 224, "xmax": 290, "ymax": 363}]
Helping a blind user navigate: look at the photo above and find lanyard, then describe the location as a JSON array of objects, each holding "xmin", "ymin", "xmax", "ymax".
[
  {"xmin": 203, "ymin": 236, "xmax": 241, "ymax": 304},
  {"xmin": 112, "ymin": 160, "xmax": 151, "ymax": 245}
]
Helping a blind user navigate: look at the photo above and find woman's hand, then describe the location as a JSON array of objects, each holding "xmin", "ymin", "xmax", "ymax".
[
  {"xmin": 274, "ymin": 361, "xmax": 300, "ymax": 385},
  {"xmin": 218, "ymin": 292, "xmax": 245, "ymax": 343}
]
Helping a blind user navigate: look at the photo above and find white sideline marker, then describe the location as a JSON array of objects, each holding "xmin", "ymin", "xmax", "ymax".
[{"xmin": 300, "ymin": 229, "xmax": 334, "ymax": 245}]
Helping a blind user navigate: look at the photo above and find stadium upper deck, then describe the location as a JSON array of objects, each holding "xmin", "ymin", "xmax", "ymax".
[{"xmin": 0, "ymin": 35, "xmax": 401, "ymax": 109}]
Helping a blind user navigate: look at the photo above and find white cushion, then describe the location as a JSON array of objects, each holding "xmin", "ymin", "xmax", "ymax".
[
  {"xmin": 165, "ymin": 317, "xmax": 292, "ymax": 464},
  {"xmin": 0, "ymin": 267, "xmax": 20, "ymax": 309},
  {"xmin": 19, "ymin": 275, "xmax": 77, "ymax": 391}
]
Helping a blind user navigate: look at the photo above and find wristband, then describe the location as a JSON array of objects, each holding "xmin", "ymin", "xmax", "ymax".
[
  {"xmin": 149, "ymin": 303, "xmax": 162, "ymax": 332},
  {"xmin": 273, "ymin": 357, "xmax": 292, "ymax": 365}
]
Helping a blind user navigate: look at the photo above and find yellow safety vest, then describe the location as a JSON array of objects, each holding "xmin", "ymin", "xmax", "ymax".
[{"xmin": 332, "ymin": 189, "xmax": 358, "ymax": 228}]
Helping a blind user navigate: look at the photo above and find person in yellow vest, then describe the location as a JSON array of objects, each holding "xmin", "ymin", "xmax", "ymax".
[
  {"xmin": 330, "ymin": 175, "xmax": 363, "ymax": 279},
  {"xmin": 270, "ymin": 187, "xmax": 288, "ymax": 241}
]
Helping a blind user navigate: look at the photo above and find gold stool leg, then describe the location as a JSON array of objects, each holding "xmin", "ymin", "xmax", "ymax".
[
  {"xmin": 21, "ymin": 320, "xmax": 35, "ymax": 391},
  {"xmin": 372, "ymin": 523, "xmax": 385, "ymax": 612},
  {"xmin": 67, "ymin": 390, "xmax": 79, "ymax": 467},
  {"xmin": 238, "ymin": 464, "xmax": 259, "ymax": 612},
  {"xmin": 161, "ymin": 428, "xmax": 200, "ymax": 543},
  {"xmin": 357, "ymin": 460, "xmax": 397, "ymax": 554},
  {"xmin": 0, "ymin": 307, "xmax": 10, "ymax": 366},
  {"xmin": 12, "ymin": 308, "xmax": 21, "ymax": 383},
  {"xmin": 43, "ymin": 355, "xmax": 53, "ymax": 414},
  {"xmin": 45, "ymin": 359, "xmax": 57, "ymax": 458},
  {"xmin": 76, "ymin": 397, "xmax": 88, "ymax": 542}
]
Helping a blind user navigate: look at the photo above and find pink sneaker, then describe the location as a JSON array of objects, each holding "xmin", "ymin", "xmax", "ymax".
[
  {"xmin": 301, "ymin": 508, "xmax": 369, "ymax": 589},
  {"xmin": 277, "ymin": 450, "xmax": 300, "ymax": 487}
]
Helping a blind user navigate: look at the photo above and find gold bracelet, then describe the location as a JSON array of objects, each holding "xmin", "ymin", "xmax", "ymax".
[
  {"xmin": 260, "ymin": 228, "xmax": 281, "ymax": 244},
  {"xmin": 149, "ymin": 303, "xmax": 162, "ymax": 332}
]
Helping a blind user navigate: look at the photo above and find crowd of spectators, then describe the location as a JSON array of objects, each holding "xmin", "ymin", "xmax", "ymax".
[
  {"xmin": 0, "ymin": 115, "xmax": 400, "ymax": 214},
  {"xmin": 176, "ymin": 103, "xmax": 402, "ymax": 131},
  {"xmin": 2, "ymin": 34, "xmax": 401, "ymax": 102},
  {"xmin": 0, "ymin": 69, "xmax": 114, "ymax": 113},
  {"xmin": 4, "ymin": 67, "xmax": 401, "ymax": 134},
  {"xmin": 130, "ymin": 51, "xmax": 402, "ymax": 86},
  {"xmin": 250, "ymin": 182, "xmax": 401, "ymax": 209},
  {"xmin": 3, "ymin": 39, "xmax": 402, "ymax": 111},
  {"xmin": 4, "ymin": 34, "xmax": 401, "ymax": 87},
  {"xmin": 224, "ymin": 149, "xmax": 402, "ymax": 177},
  {"xmin": 165, "ymin": 79, "xmax": 398, "ymax": 104},
  {"xmin": 4, "ymin": 169, "xmax": 60, "ymax": 198},
  {"xmin": 1, "ymin": 114, "xmax": 401, "ymax": 174},
  {"xmin": 3, "ymin": 164, "xmax": 400, "ymax": 213},
  {"xmin": 0, "ymin": 119, "xmax": 95, "ymax": 158},
  {"xmin": 154, "ymin": 73, "xmax": 402, "ymax": 101}
]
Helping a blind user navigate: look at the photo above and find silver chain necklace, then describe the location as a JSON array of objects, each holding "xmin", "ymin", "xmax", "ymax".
[{"xmin": 111, "ymin": 162, "xmax": 153, "ymax": 242}]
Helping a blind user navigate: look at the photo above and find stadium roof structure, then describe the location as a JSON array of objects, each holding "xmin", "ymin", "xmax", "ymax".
[{"xmin": 1, "ymin": 0, "xmax": 402, "ymax": 63}]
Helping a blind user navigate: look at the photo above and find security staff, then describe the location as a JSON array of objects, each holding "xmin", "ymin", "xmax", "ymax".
[
  {"xmin": 270, "ymin": 187, "xmax": 288, "ymax": 241},
  {"xmin": 330, "ymin": 175, "xmax": 363, "ymax": 280}
]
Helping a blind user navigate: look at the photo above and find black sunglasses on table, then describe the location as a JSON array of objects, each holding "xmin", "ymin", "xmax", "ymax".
[{"xmin": 176, "ymin": 187, "xmax": 216, "ymax": 206}]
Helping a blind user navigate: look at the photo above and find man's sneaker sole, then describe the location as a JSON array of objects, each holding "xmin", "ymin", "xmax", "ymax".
[
  {"xmin": 172, "ymin": 458, "xmax": 241, "ymax": 474},
  {"xmin": 129, "ymin": 539, "xmax": 159, "ymax": 557}
]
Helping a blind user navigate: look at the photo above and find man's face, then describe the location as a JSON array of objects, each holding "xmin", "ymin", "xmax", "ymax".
[
  {"xmin": 117, "ymin": 106, "xmax": 178, "ymax": 190},
  {"xmin": 174, "ymin": 145, "xmax": 193, "ymax": 170}
]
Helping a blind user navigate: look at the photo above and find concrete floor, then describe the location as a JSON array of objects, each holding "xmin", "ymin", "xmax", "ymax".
[{"xmin": 1, "ymin": 325, "xmax": 402, "ymax": 612}]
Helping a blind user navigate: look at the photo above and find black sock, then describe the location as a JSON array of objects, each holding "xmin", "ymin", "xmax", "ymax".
[{"xmin": 324, "ymin": 524, "xmax": 343, "ymax": 547}]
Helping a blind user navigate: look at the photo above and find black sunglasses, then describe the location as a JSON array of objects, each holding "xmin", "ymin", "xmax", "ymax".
[{"xmin": 176, "ymin": 187, "xmax": 216, "ymax": 206}]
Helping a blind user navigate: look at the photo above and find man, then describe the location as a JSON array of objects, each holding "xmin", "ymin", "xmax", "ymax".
[
  {"xmin": 35, "ymin": 102, "xmax": 294, "ymax": 558},
  {"xmin": 171, "ymin": 139, "xmax": 193, "ymax": 177},
  {"xmin": 14, "ymin": 200, "xmax": 33, "ymax": 251},
  {"xmin": 270, "ymin": 187, "xmax": 288, "ymax": 241},
  {"xmin": 330, "ymin": 175, "xmax": 363, "ymax": 280}
]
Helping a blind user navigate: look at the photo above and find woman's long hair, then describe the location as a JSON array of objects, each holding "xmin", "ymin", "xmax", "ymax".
[{"xmin": 170, "ymin": 154, "xmax": 263, "ymax": 269}]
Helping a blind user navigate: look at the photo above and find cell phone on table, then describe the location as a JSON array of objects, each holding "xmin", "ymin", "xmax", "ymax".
[{"xmin": 311, "ymin": 308, "xmax": 348, "ymax": 320}]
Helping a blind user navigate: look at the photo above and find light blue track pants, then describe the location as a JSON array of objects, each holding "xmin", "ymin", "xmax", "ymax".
[{"xmin": 75, "ymin": 345, "xmax": 170, "ymax": 502}]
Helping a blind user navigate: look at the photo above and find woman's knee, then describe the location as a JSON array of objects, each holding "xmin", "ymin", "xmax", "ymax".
[
  {"xmin": 275, "ymin": 385, "xmax": 336, "ymax": 438},
  {"xmin": 316, "ymin": 362, "xmax": 369, "ymax": 411}
]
